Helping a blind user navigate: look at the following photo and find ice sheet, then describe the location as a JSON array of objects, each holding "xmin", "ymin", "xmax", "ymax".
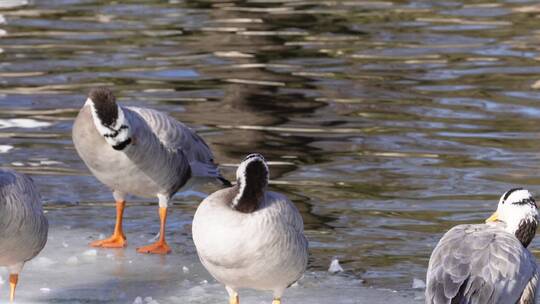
[
  {"xmin": 0, "ymin": 118, "xmax": 51, "ymax": 129},
  {"xmin": 0, "ymin": 207, "xmax": 423, "ymax": 304}
]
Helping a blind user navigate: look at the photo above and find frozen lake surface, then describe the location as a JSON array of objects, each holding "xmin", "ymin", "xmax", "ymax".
[{"xmin": 5, "ymin": 206, "xmax": 423, "ymax": 304}]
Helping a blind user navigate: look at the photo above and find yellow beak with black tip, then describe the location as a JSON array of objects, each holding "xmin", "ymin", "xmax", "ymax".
[{"xmin": 485, "ymin": 211, "xmax": 499, "ymax": 223}]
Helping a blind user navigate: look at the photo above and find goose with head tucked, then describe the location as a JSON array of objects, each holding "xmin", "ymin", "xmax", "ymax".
[
  {"xmin": 72, "ymin": 88, "xmax": 230, "ymax": 254},
  {"xmin": 192, "ymin": 153, "xmax": 308, "ymax": 304},
  {"xmin": 426, "ymin": 188, "xmax": 539, "ymax": 304},
  {"xmin": 0, "ymin": 168, "xmax": 48, "ymax": 302}
]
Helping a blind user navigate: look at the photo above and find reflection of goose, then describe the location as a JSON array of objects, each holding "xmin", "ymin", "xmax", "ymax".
[
  {"xmin": 0, "ymin": 169, "xmax": 48, "ymax": 302},
  {"xmin": 72, "ymin": 88, "xmax": 230, "ymax": 254},
  {"xmin": 426, "ymin": 188, "xmax": 539, "ymax": 303},
  {"xmin": 193, "ymin": 154, "xmax": 308, "ymax": 304}
]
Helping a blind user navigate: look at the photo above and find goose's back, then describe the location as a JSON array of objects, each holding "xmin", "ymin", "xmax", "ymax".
[
  {"xmin": 193, "ymin": 190, "xmax": 308, "ymax": 292},
  {"xmin": 129, "ymin": 107, "xmax": 216, "ymax": 165}
]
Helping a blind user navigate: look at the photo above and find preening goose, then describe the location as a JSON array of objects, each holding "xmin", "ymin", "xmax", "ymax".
[
  {"xmin": 426, "ymin": 188, "xmax": 539, "ymax": 304},
  {"xmin": 192, "ymin": 154, "xmax": 308, "ymax": 304},
  {"xmin": 73, "ymin": 88, "xmax": 230, "ymax": 254}
]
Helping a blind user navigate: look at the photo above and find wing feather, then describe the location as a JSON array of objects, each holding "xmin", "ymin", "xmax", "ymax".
[
  {"xmin": 518, "ymin": 270, "xmax": 539, "ymax": 304},
  {"xmin": 0, "ymin": 169, "xmax": 48, "ymax": 264},
  {"xmin": 127, "ymin": 107, "xmax": 215, "ymax": 164}
]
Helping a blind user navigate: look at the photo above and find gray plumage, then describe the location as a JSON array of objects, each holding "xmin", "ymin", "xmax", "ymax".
[
  {"xmin": 72, "ymin": 103, "xmax": 225, "ymax": 200},
  {"xmin": 0, "ymin": 168, "xmax": 48, "ymax": 269},
  {"xmin": 425, "ymin": 222, "xmax": 538, "ymax": 304}
]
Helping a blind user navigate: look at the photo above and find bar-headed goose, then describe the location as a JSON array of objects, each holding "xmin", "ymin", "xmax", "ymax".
[
  {"xmin": 0, "ymin": 168, "xmax": 48, "ymax": 302},
  {"xmin": 426, "ymin": 188, "xmax": 539, "ymax": 303},
  {"xmin": 72, "ymin": 88, "xmax": 230, "ymax": 254},
  {"xmin": 192, "ymin": 153, "xmax": 308, "ymax": 304}
]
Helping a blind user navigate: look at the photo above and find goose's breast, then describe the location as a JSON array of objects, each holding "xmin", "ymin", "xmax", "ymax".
[
  {"xmin": 72, "ymin": 107, "xmax": 161, "ymax": 198},
  {"xmin": 193, "ymin": 198, "xmax": 307, "ymax": 289}
]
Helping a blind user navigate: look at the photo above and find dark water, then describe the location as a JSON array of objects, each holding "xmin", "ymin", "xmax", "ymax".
[{"xmin": 1, "ymin": 0, "xmax": 540, "ymax": 291}]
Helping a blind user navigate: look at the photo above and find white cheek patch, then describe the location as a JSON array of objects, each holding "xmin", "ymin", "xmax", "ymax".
[{"xmin": 87, "ymin": 98, "xmax": 132, "ymax": 148}]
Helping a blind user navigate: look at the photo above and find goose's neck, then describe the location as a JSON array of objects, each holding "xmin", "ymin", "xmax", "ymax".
[
  {"xmin": 231, "ymin": 179, "xmax": 265, "ymax": 213},
  {"xmin": 513, "ymin": 219, "xmax": 537, "ymax": 247}
]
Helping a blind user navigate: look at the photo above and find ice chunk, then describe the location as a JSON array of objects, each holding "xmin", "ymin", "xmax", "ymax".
[
  {"xmin": 40, "ymin": 287, "xmax": 51, "ymax": 293},
  {"xmin": 0, "ymin": 118, "xmax": 51, "ymax": 129},
  {"xmin": 83, "ymin": 249, "xmax": 97, "ymax": 257},
  {"xmin": 40, "ymin": 160, "xmax": 62, "ymax": 165},
  {"xmin": 0, "ymin": 275, "xmax": 4, "ymax": 285},
  {"xmin": 328, "ymin": 258, "xmax": 344, "ymax": 273},
  {"xmin": 133, "ymin": 296, "xmax": 143, "ymax": 304},
  {"xmin": 144, "ymin": 296, "xmax": 159, "ymax": 303},
  {"xmin": 33, "ymin": 257, "xmax": 56, "ymax": 268},
  {"xmin": 182, "ymin": 266, "xmax": 189, "ymax": 274},
  {"xmin": 188, "ymin": 285, "xmax": 205, "ymax": 296},
  {"xmin": 0, "ymin": 0, "xmax": 29, "ymax": 9},
  {"xmin": 412, "ymin": 278, "xmax": 426, "ymax": 289},
  {"xmin": 0, "ymin": 145, "xmax": 12, "ymax": 153},
  {"xmin": 66, "ymin": 256, "xmax": 78, "ymax": 266},
  {"xmin": 62, "ymin": 240, "xmax": 69, "ymax": 248}
]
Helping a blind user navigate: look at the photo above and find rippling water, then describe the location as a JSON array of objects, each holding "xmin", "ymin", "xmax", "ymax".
[{"xmin": 2, "ymin": 0, "xmax": 540, "ymax": 292}]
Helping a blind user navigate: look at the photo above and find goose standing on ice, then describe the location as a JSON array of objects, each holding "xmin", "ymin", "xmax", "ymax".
[
  {"xmin": 192, "ymin": 154, "xmax": 308, "ymax": 304},
  {"xmin": 426, "ymin": 188, "xmax": 539, "ymax": 303},
  {"xmin": 72, "ymin": 88, "xmax": 230, "ymax": 254},
  {"xmin": 0, "ymin": 169, "xmax": 48, "ymax": 302}
]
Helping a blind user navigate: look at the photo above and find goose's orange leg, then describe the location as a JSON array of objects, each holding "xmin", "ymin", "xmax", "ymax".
[
  {"xmin": 136, "ymin": 207, "xmax": 171, "ymax": 254},
  {"xmin": 9, "ymin": 274, "xmax": 18, "ymax": 302},
  {"xmin": 90, "ymin": 200, "xmax": 127, "ymax": 248}
]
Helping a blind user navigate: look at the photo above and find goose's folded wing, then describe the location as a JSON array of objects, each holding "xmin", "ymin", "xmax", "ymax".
[
  {"xmin": 426, "ymin": 224, "xmax": 537, "ymax": 304},
  {"xmin": 128, "ymin": 107, "xmax": 215, "ymax": 162},
  {"xmin": 128, "ymin": 107, "xmax": 221, "ymax": 180}
]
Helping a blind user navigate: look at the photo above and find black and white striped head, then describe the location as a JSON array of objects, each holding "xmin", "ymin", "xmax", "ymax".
[
  {"xmin": 232, "ymin": 154, "xmax": 269, "ymax": 213},
  {"xmin": 87, "ymin": 88, "xmax": 118, "ymax": 127},
  {"xmin": 487, "ymin": 188, "xmax": 538, "ymax": 247},
  {"xmin": 85, "ymin": 88, "xmax": 132, "ymax": 150}
]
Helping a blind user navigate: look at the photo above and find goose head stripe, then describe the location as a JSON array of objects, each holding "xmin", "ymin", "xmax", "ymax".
[
  {"xmin": 86, "ymin": 88, "xmax": 132, "ymax": 150},
  {"xmin": 232, "ymin": 153, "xmax": 269, "ymax": 213}
]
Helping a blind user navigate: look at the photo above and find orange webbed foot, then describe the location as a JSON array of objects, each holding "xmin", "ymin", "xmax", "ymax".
[
  {"xmin": 90, "ymin": 234, "xmax": 127, "ymax": 248},
  {"xmin": 136, "ymin": 241, "xmax": 171, "ymax": 254}
]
